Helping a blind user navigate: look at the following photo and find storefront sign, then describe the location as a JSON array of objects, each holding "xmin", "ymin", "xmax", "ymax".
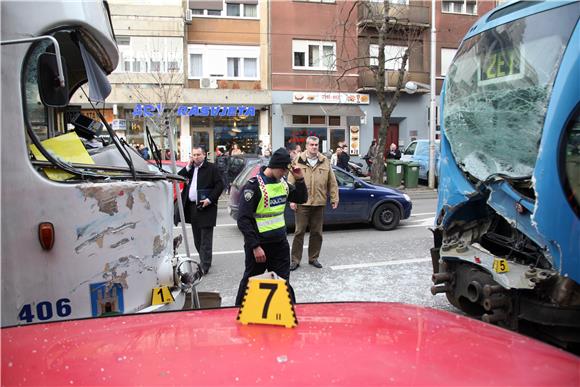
[
  {"xmin": 81, "ymin": 108, "xmax": 114, "ymax": 123},
  {"xmin": 292, "ymin": 92, "xmax": 370, "ymax": 105},
  {"xmin": 349, "ymin": 126, "xmax": 360, "ymax": 155},
  {"xmin": 285, "ymin": 128, "xmax": 327, "ymax": 145},
  {"xmin": 132, "ymin": 104, "xmax": 256, "ymax": 118}
]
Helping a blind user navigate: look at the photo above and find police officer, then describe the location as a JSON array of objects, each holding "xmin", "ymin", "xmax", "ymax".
[{"xmin": 235, "ymin": 148, "xmax": 308, "ymax": 306}]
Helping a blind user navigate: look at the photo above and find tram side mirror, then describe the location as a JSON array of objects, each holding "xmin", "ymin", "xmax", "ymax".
[{"xmin": 38, "ymin": 53, "xmax": 69, "ymax": 108}]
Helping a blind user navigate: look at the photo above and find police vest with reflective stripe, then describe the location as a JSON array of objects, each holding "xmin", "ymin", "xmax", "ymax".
[{"xmin": 255, "ymin": 175, "xmax": 289, "ymax": 234}]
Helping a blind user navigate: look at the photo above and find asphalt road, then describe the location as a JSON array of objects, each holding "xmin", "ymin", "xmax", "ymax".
[{"xmin": 174, "ymin": 190, "xmax": 460, "ymax": 314}]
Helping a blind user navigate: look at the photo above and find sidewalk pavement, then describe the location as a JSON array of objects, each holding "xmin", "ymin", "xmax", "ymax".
[
  {"xmin": 359, "ymin": 177, "xmax": 438, "ymax": 200},
  {"xmin": 397, "ymin": 186, "xmax": 438, "ymax": 200}
]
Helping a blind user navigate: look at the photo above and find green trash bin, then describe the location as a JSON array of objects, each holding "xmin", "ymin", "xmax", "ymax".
[
  {"xmin": 404, "ymin": 162, "xmax": 420, "ymax": 188},
  {"xmin": 385, "ymin": 160, "xmax": 405, "ymax": 187}
]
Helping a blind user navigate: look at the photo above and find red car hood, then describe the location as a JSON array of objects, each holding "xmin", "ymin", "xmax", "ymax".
[{"xmin": 2, "ymin": 302, "xmax": 578, "ymax": 386}]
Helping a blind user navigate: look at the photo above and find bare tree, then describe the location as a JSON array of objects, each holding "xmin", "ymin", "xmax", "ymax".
[
  {"xmin": 121, "ymin": 38, "xmax": 184, "ymax": 157},
  {"xmin": 335, "ymin": 0, "xmax": 427, "ymax": 184},
  {"xmin": 126, "ymin": 66, "xmax": 183, "ymax": 157}
]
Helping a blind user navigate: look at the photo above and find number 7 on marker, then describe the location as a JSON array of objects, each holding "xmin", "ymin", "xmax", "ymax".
[{"xmin": 259, "ymin": 283, "xmax": 278, "ymax": 319}]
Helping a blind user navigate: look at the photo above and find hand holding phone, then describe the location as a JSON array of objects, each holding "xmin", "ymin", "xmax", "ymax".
[{"xmin": 290, "ymin": 166, "xmax": 304, "ymax": 180}]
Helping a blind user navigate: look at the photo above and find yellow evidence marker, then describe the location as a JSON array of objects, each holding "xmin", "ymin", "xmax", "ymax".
[
  {"xmin": 237, "ymin": 272, "xmax": 297, "ymax": 328},
  {"xmin": 151, "ymin": 286, "xmax": 175, "ymax": 305},
  {"xmin": 492, "ymin": 258, "xmax": 510, "ymax": 273}
]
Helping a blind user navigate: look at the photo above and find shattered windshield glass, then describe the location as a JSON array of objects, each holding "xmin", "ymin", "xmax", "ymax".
[{"xmin": 443, "ymin": 4, "xmax": 577, "ymax": 181}]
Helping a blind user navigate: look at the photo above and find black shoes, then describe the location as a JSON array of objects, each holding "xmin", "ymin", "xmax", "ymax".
[
  {"xmin": 309, "ymin": 260, "xmax": 323, "ymax": 269},
  {"xmin": 291, "ymin": 260, "xmax": 322, "ymax": 270}
]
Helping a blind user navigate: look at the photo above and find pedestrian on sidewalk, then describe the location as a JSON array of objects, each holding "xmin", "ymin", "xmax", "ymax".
[
  {"xmin": 337, "ymin": 142, "xmax": 350, "ymax": 171},
  {"xmin": 215, "ymin": 147, "xmax": 229, "ymax": 194},
  {"xmin": 288, "ymin": 136, "xmax": 339, "ymax": 270},
  {"xmin": 287, "ymin": 143, "xmax": 302, "ymax": 161},
  {"xmin": 235, "ymin": 148, "xmax": 308, "ymax": 306},
  {"xmin": 178, "ymin": 145, "xmax": 224, "ymax": 274},
  {"xmin": 363, "ymin": 139, "xmax": 378, "ymax": 174},
  {"xmin": 386, "ymin": 143, "xmax": 401, "ymax": 160}
]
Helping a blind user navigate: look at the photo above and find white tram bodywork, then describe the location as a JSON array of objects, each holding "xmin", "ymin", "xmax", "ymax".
[{"xmin": 1, "ymin": 1, "xmax": 196, "ymax": 326}]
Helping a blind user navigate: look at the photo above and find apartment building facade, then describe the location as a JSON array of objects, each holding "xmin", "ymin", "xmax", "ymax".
[
  {"xmin": 356, "ymin": 0, "xmax": 431, "ymax": 154},
  {"xmin": 181, "ymin": 0, "xmax": 497, "ymax": 158},
  {"xmin": 71, "ymin": 0, "xmax": 186, "ymax": 152},
  {"xmin": 270, "ymin": 0, "xmax": 497, "ymax": 157},
  {"xmin": 71, "ymin": 0, "xmax": 271, "ymax": 161},
  {"xmin": 183, "ymin": 0, "xmax": 271, "ymax": 158},
  {"xmin": 270, "ymin": 0, "xmax": 367, "ymax": 154},
  {"xmin": 70, "ymin": 0, "xmax": 499, "ymax": 161}
]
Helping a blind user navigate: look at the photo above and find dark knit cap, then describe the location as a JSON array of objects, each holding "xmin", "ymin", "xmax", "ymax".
[{"xmin": 268, "ymin": 147, "xmax": 291, "ymax": 169}]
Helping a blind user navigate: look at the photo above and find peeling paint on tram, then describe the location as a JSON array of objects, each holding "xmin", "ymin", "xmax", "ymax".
[
  {"xmin": 153, "ymin": 227, "xmax": 169, "ymax": 257},
  {"xmin": 77, "ymin": 183, "xmax": 154, "ymax": 215},
  {"xmin": 75, "ymin": 222, "xmax": 138, "ymax": 253}
]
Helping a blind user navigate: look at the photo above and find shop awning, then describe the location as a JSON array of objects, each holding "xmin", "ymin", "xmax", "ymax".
[
  {"xmin": 281, "ymin": 104, "xmax": 364, "ymax": 117},
  {"xmin": 321, "ymin": 104, "xmax": 364, "ymax": 116}
]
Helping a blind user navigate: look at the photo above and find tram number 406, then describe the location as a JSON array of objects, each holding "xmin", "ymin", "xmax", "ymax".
[{"xmin": 18, "ymin": 298, "xmax": 72, "ymax": 323}]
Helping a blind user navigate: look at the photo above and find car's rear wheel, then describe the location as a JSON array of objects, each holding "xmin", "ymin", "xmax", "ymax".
[{"xmin": 372, "ymin": 203, "xmax": 400, "ymax": 231}]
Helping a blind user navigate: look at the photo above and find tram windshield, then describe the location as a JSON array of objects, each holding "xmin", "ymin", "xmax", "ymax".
[{"xmin": 443, "ymin": 4, "xmax": 577, "ymax": 181}]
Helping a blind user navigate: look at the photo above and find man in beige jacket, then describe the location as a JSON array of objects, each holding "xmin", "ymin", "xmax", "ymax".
[{"xmin": 288, "ymin": 136, "xmax": 339, "ymax": 270}]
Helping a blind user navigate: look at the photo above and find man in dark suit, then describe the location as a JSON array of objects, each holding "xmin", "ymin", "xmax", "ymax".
[{"xmin": 178, "ymin": 146, "xmax": 224, "ymax": 274}]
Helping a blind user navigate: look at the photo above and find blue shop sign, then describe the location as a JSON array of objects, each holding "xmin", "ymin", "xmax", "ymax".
[{"xmin": 132, "ymin": 104, "xmax": 256, "ymax": 118}]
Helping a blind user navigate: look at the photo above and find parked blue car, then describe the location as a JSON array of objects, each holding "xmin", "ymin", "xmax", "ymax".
[
  {"xmin": 228, "ymin": 160, "xmax": 412, "ymax": 230},
  {"xmin": 400, "ymin": 140, "xmax": 440, "ymax": 183}
]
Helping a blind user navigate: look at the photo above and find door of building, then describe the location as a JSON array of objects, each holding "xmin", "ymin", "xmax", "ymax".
[
  {"xmin": 373, "ymin": 123, "xmax": 399, "ymax": 156},
  {"xmin": 329, "ymin": 128, "xmax": 346, "ymax": 153},
  {"xmin": 190, "ymin": 128, "xmax": 214, "ymax": 161}
]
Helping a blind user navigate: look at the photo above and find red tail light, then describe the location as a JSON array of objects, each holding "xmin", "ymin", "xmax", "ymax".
[{"xmin": 38, "ymin": 222, "xmax": 55, "ymax": 250}]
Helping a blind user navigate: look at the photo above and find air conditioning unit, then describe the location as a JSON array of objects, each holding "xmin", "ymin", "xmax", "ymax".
[
  {"xmin": 200, "ymin": 77, "xmax": 218, "ymax": 89},
  {"xmin": 185, "ymin": 9, "xmax": 193, "ymax": 23}
]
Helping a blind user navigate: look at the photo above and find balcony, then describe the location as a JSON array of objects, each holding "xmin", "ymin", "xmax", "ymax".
[
  {"xmin": 358, "ymin": 69, "xmax": 430, "ymax": 92},
  {"xmin": 358, "ymin": 1, "xmax": 430, "ymax": 29}
]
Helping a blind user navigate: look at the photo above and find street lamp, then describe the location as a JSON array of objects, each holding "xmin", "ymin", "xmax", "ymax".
[
  {"xmin": 404, "ymin": 81, "xmax": 418, "ymax": 94},
  {"xmin": 428, "ymin": 0, "xmax": 437, "ymax": 189}
]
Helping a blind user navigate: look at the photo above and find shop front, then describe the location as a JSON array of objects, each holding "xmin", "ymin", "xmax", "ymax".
[
  {"xmin": 274, "ymin": 91, "xmax": 369, "ymax": 156},
  {"xmin": 178, "ymin": 89, "xmax": 271, "ymax": 161},
  {"xmin": 189, "ymin": 111, "xmax": 260, "ymax": 157},
  {"xmin": 115, "ymin": 103, "xmax": 263, "ymax": 161},
  {"xmin": 112, "ymin": 107, "xmax": 181, "ymax": 159}
]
